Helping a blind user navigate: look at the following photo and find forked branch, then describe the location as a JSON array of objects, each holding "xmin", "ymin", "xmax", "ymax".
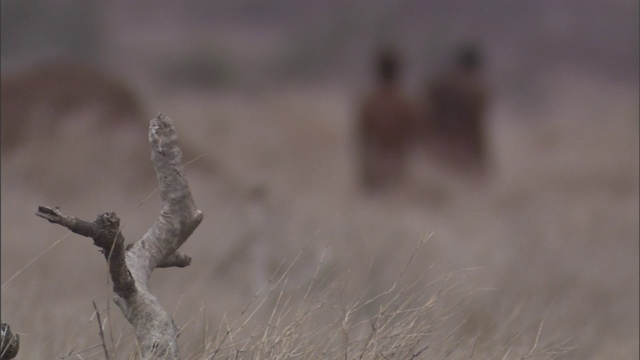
[{"xmin": 36, "ymin": 114, "xmax": 203, "ymax": 359}]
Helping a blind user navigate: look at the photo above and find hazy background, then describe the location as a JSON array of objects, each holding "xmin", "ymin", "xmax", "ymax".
[{"xmin": 1, "ymin": 1, "xmax": 638, "ymax": 358}]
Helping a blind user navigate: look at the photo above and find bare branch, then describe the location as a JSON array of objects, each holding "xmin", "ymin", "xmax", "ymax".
[
  {"xmin": 157, "ymin": 252, "xmax": 192, "ymax": 268},
  {"xmin": 124, "ymin": 243, "xmax": 191, "ymax": 268},
  {"xmin": 36, "ymin": 113, "xmax": 203, "ymax": 360},
  {"xmin": 36, "ymin": 206, "xmax": 99, "ymax": 238},
  {"xmin": 36, "ymin": 207, "xmax": 136, "ymax": 299}
]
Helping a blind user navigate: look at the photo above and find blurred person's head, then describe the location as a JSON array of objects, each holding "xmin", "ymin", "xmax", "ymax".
[
  {"xmin": 375, "ymin": 47, "xmax": 401, "ymax": 85},
  {"xmin": 455, "ymin": 43, "xmax": 482, "ymax": 72}
]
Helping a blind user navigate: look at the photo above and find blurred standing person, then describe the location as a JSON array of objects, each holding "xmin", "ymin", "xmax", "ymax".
[
  {"xmin": 356, "ymin": 48, "xmax": 416, "ymax": 192},
  {"xmin": 422, "ymin": 43, "xmax": 490, "ymax": 177}
]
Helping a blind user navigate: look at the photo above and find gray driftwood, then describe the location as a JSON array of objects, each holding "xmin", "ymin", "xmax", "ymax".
[{"xmin": 36, "ymin": 114, "xmax": 203, "ymax": 359}]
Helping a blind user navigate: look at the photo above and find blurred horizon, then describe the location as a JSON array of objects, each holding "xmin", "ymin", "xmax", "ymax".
[{"xmin": 2, "ymin": 0, "xmax": 638, "ymax": 92}]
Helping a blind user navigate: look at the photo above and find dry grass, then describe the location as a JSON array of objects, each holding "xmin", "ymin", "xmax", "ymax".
[{"xmin": 1, "ymin": 67, "xmax": 637, "ymax": 359}]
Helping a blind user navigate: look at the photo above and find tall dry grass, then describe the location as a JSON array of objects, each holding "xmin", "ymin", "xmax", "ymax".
[{"xmin": 1, "ymin": 66, "xmax": 637, "ymax": 359}]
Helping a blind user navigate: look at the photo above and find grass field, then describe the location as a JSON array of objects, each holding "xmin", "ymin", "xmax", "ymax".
[
  {"xmin": 1, "ymin": 62, "xmax": 637, "ymax": 359},
  {"xmin": 1, "ymin": 3, "xmax": 638, "ymax": 357}
]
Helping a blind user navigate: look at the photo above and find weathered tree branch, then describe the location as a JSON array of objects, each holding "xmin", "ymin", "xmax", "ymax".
[
  {"xmin": 36, "ymin": 206, "xmax": 136, "ymax": 298},
  {"xmin": 36, "ymin": 114, "xmax": 203, "ymax": 359},
  {"xmin": 157, "ymin": 251, "xmax": 192, "ymax": 268}
]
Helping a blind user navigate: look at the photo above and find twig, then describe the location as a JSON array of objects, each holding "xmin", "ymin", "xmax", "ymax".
[{"xmin": 92, "ymin": 301, "xmax": 110, "ymax": 360}]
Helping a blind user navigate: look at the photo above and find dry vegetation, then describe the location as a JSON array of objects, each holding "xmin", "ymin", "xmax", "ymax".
[
  {"xmin": 1, "ymin": 2, "xmax": 638, "ymax": 359},
  {"xmin": 1, "ymin": 68, "xmax": 637, "ymax": 358}
]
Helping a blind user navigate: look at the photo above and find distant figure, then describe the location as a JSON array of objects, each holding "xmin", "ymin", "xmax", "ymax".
[
  {"xmin": 357, "ymin": 48, "xmax": 416, "ymax": 191},
  {"xmin": 422, "ymin": 44, "xmax": 490, "ymax": 176}
]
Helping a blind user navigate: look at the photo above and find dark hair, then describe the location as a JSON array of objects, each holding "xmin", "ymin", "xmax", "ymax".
[
  {"xmin": 456, "ymin": 44, "xmax": 482, "ymax": 70},
  {"xmin": 375, "ymin": 48, "xmax": 401, "ymax": 83}
]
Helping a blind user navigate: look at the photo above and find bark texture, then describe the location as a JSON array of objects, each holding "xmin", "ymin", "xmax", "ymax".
[{"xmin": 36, "ymin": 114, "xmax": 203, "ymax": 359}]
